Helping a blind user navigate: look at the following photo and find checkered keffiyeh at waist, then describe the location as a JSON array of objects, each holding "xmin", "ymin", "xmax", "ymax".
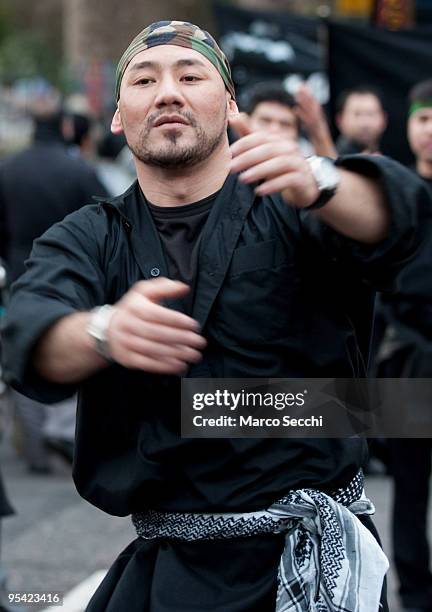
[
  {"xmin": 132, "ymin": 470, "xmax": 389, "ymax": 612},
  {"xmin": 115, "ymin": 20, "xmax": 235, "ymax": 101}
]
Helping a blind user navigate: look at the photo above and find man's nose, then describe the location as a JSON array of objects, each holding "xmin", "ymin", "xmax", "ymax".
[
  {"xmin": 154, "ymin": 76, "xmax": 185, "ymax": 107},
  {"xmin": 268, "ymin": 122, "xmax": 281, "ymax": 134}
]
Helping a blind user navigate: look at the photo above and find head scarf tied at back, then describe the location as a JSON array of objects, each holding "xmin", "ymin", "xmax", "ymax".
[{"xmin": 115, "ymin": 20, "xmax": 235, "ymax": 102}]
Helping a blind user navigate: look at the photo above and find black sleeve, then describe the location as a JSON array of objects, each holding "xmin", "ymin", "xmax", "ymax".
[
  {"xmin": 297, "ymin": 155, "xmax": 426, "ymax": 292},
  {"xmin": 380, "ymin": 211, "xmax": 432, "ymax": 340},
  {"xmin": 0, "ymin": 205, "xmax": 107, "ymax": 403}
]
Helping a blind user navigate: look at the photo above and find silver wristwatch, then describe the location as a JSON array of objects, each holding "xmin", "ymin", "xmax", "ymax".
[
  {"xmin": 305, "ymin": 155, "xmax": 341, "ymax": 210},
  {"xmin": 86, "ymin": 305, "xmax": 117, "ymax": 362}
]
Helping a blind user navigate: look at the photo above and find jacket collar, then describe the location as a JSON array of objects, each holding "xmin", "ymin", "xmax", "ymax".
[
  {"xmin": 94, "ymin": 176, "xmax": 257, "ymax": 330},
  {"xmin": 92, "ymin": 181, "xmax": 138, "ymax": 222}
]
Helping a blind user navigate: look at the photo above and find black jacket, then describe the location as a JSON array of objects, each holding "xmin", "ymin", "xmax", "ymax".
[{"xmin": 1, "ymin": 155, "xmax": 426, "ymax": 516}]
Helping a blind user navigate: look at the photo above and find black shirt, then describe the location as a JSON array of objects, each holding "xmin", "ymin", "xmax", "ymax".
[
  {"xmin": 146, "ymin": 191, "xmax": 217, "ymax": 314},
  {"xmin": 1, "ymin": 156, "xmax": 427, "ymax": 516}
]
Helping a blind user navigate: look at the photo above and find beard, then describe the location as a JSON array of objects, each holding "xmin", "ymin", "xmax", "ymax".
[{"xmin": 127, "ymin": 109, "xmax": 226, "ymax": 169}]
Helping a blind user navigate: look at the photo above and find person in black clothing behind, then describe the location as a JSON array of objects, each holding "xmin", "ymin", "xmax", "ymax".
[
  {"xmin": 0, "ymin": 94, "xmax": 107, "ymax": 284},
  {"xmin": 0, "ymin": 21, "xmax": 429, "ymax": 611},
  {"xmin": 0, "ymin": 91, "xmax": 107, "ymax": 473},
  {"xmin": 379, "ymin": 79, "xmax": 432, "ymax": 612},
  {"xmin": 335, "ymin": 86, "xmax": 388, "ymax": 156}
]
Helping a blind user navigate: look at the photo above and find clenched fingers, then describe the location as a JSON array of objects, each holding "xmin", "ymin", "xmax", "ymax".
[
  {"xmin": 230, "ymin": 142, "xmax": 301, "ymax": 175},
  {"xmin": 118, "ymin": 319, "xmax": 206, "ymax": 349},
  {"xmin": 125, "ymin": 292, "xmax": 200, "ymax": 331},
  {"xmin": 115, "ymin": 333, "xmax": 203, "ymax": 364},
  {"xmin": 237, "ymin": 156, "xmax": 303, "ymax": 186}
]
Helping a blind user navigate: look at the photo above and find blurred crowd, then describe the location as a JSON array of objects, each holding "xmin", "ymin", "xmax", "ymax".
[{"xmin": 0, "ymin": 73, "xmax": 431, "ymax": 611}]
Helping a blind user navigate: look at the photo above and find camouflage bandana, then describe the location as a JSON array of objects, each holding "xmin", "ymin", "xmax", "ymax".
[{"xmin": 115, "ymin": 20, "xmax": 235, "ymax": 101}]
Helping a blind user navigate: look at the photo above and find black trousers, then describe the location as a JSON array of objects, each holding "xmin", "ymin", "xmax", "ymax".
[{"xmin": 390, "ymin": 438, "xmax": 432, "ymax": 608}]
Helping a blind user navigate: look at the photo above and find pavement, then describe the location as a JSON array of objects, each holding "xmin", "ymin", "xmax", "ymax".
[{"xmin": 0, "ymin": 413, "xmax": 430, "ymax": 611}]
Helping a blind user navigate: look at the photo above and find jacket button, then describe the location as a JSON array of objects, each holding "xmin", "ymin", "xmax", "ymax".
[{"xmin": 150, "ymin": 268, "xmax": 160, "ymax": 277}]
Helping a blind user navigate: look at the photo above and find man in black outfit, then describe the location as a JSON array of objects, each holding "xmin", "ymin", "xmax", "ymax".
[
  {"xmin": 379, "ymin": 79, "xmax": 432, "ymax": 612},
  {"xmin": 0, "ymin": 21, "xmax": 428, "ymax": 611},
  {"xmin": 0, "ymin": 104, "xmax": 107, "ymax": 284}
]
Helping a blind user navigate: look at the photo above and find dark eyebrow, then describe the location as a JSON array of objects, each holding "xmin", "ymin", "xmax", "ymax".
[
  {"xmin": 174, "ymin": 58, "xmax": 208, "ymax": 69},
  {"xmin": 128, "ymin": 58, "xmax": 208, "ymax": 72},
  {"xmin": 128, "ymin": 61, "xmax": 159, "ymax": 72}
]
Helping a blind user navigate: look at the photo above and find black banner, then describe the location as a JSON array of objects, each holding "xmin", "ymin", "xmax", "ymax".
[
  {"xmin": 328, "ymin": 21, "xmax": 432, "ymax": 164},
  {"xmin": 213, "ymin": 2, "xmax": 328, "ymax": 105}
]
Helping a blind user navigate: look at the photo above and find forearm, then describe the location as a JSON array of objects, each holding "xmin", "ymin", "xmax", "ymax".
[
  {"xmin": 315, "ymin": 168, "xmax": 390, "ymax": 244},
  {"xmin": 307, "ymin": 122, "xmax": 337, "ymax": 159},
  {"xmin": 33, "ymin": 312, "xmax": 109, "ymax": 384}
]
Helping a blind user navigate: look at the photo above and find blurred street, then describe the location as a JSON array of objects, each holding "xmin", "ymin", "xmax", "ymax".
[
  {"xmin": 0, "ymin": 434, "xmax": 132, "ymax": 612},
  {"xmin": 0, "ymin": 430, "xmax": 430, "ymax": 612}
]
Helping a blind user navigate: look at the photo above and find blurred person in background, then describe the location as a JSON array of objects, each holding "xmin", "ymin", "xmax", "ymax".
[
  {"xmin": 377, "ymin": 79, "xmax": 432, "ymax": 612},
  {"xmin": 0, "ymin": 87, "xmax": 107, "ymax": 474},
  {"xmin": 95, "ymin": 131, "xmax": 135, "ymax": 196},
  {"xmin": 241, "ymin": 80, "xmax": 336, "ymax": 157},
  {"xmin": 0, "ymin": 468, "xmax": 14, "ymax": 612},
  {"xmin": 335, "ymin": 86, "xmax": 388, "ymax": 155},
  {"xmin": 0, "ymin": 264, "xmax": 16, "ymax": 612},
  {"xmin": 63, "ymin": 112, "xmax": 95, "ymax": 160},
  {"xmin": 62, "ymin": 111, "xmax": 135, "ymax": 196},
  {"xmin": 407, "ymin": 80, "xmax": 432, "ymax": 191}
]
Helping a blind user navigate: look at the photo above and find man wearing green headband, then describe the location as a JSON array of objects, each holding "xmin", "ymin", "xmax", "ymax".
[
  {"xmin": 408, "ymin": 81, "xmax": 432, "ymax": 185},
  {"xmin": 379, "ymin": 80, "xmax": 432, "ymax": 612},
  {"xmin": 1, "ymin": 20, "xmax": 429, "ymax": 612}
]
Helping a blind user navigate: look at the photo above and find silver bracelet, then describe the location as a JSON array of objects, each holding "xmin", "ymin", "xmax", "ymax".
[{"xmin": 86, "ymin": 305, "xmax": 117, "ymax": 362}]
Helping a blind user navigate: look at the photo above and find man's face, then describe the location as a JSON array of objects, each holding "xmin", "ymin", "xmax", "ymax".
[
  {"xmin": 408, "ymin": 108, "xmax": 432, "ymax": 164},
  {"xmin": 337, "ymin": 93, "xmax": 387, "ymax": 148},
  {"xmin": 112, "ymin": 45, "xmax": 236, "ymax": 168},
  {"xmin": 249, "ymin": 101, "xmax": 299, "ymax": 141}
]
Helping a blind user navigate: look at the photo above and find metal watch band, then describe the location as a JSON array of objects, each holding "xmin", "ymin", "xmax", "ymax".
[
  {"xmin": 86, "ymin": 305, "xmax": 117, "ymax": 362},
  {"xmin": 304, "ymin": 155, "xmax": 340, "ymax": 211}
]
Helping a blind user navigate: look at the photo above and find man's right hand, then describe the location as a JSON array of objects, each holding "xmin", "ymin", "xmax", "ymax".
[{"xmin": 107, "ymin": 278, "xmax": 206, "ymax": 374}]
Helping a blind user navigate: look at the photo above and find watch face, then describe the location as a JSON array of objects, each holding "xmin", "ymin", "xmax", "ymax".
[{"xmin": 317, "ymin": 158, "xmax": 340, "ymax": 191}]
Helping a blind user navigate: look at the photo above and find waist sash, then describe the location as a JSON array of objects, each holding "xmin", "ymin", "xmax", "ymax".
[{"xmin": 132, "ymin": 470, "xmax": 388, "ymax": 611}]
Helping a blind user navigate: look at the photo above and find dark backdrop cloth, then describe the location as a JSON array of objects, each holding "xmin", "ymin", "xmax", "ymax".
[
  {"xmin": 328, "ymin": 21, "xmax": 432, "ymax": 165},
  {"xmin": 417, "ymin": 0, "xmax": 432, "ymax": 24},
  {"xmin": 213, "ymin": 2, "xmax": 326, "ymax": 104}
]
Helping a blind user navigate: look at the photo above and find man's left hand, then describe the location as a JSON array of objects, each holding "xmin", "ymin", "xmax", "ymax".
[{"xmin": 229, "ymin": 114, "xmax": 319, "ymax": 208}]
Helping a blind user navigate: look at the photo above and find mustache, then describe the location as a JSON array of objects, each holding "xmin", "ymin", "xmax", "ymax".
[{"xmin": 147, "ymin": 110, "xmax": 197, "ymax": 129}]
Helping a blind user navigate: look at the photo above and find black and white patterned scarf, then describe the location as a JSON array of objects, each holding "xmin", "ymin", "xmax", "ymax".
[{"xmin": 132, "ymin": 471, "xmax": 388, "ymax": 611}]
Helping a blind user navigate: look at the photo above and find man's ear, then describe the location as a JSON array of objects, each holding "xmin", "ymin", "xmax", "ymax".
[
  {"xmin": 227, "ymin": 96, "xmax": 239, "ymax": 121},
  {"xmin": 111, "ymin": 106, "xmax": 123, "ymax": 135}
]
